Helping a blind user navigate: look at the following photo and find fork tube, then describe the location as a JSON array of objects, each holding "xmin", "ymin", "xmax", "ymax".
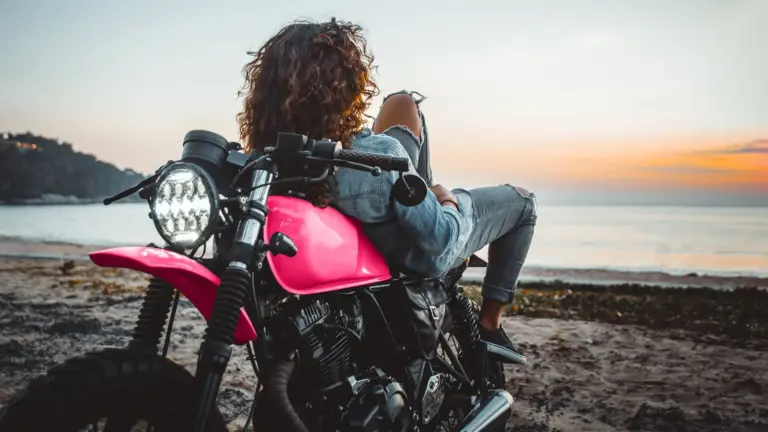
[{"xmin": 193, "ymin": 169, "xmax": 273, "ymax": 432}]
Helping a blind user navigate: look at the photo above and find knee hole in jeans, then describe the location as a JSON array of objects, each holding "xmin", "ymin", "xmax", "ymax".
[
  {"xmin": 505, "ymin": 184, "xmax": 538, "ymax": 224},
  {"xmin": 383, "ymin": 90, "xmax": 427, "ymax": 105},
  {"xmin": 513, "ymin": 186, "xmax": 534, "ymax": 198}
]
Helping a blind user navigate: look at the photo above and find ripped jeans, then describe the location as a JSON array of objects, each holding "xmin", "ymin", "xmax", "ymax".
[{"xmin": 381, "ymin": 90, "xmax": 537, "ymax": 303}]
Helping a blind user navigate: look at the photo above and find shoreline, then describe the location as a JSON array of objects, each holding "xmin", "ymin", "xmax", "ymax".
[
  {"xmin": 0, "ymin": 199, "xmax": 143, "ymax": 206},
  {"xmin": 0, "ymin": 195, "xmax": 144, "ymax": 206},
  {"xmin": 2, "ymin": 235, "xmax": 766, "ymax": 291}
]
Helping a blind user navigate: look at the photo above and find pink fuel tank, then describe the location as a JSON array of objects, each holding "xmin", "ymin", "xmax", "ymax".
[{"xmin": 264, "ymin": 196, "xmax": 393, "ymax": 295}]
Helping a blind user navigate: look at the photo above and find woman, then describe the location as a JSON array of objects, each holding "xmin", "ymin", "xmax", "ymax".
[{"xmin": 237, "ymin": 18, "xmax": 536, "ymax": 354}]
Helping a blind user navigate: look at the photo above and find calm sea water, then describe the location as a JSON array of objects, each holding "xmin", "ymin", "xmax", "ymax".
[{"xmin": 0, "ymin": 203, "xmax": 766, "ymax": 277}]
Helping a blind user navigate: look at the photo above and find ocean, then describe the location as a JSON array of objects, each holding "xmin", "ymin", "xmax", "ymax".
[{"xmin": 0, "ymin": 203, "xmax": 766, "ymax": 278}]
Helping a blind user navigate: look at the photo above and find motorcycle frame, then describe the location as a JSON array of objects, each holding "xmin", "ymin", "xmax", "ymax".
[
  {"xmin": 188, "ymin": 162, "xmax": 476, "ymax": 430},
  {"xmin": 93, "ymin": 156, "xmax": 483, "ymax": 431}
]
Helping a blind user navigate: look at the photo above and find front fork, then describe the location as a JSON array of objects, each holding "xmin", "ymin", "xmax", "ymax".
[
  {"xmin": 128, "ymin": 243, "xmax": 186, "ymax": 356},
  {"xmin": 193, "ymin": 264, "xmax": 254, "ymax": 431},
  {"xmin": 193, "ymin": 168, "xmax": 273, "ymax": 432},
  {"xmin": 127, "ymin": 262, "xmax": 254, "ymax": 432},
  {"xmin": 126, "ymin": 253, "xmax": 262, "ymax": 432},
  {"xmin": 128, "ymin": 276, "xmax": 176, "ymax": 354}
]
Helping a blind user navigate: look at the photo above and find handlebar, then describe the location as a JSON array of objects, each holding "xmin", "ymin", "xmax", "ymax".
[
  {"xmin": 102, "ymin": 131, "xmax": 425, "ymax": 209},
  {"xmin": 103, "ymin": 174, "xmax": 157, "ymax": 205},
  {"xmin": 269, "ymin": 133, "xmax": 410, "ymax": 173},
  {"xmin": 335, "ymin": 148, "xmax": 410, "ymax": 172}
]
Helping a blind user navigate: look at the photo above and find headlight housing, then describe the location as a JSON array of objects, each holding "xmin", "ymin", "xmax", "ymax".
[{"xmin": 150, "ymin": 162, "xmax": 218, "ymax": 250}]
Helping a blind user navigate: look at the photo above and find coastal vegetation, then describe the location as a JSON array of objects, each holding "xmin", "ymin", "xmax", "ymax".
[
  {"xmin": 0, "ymin": 132, "xmax": 146, "ymax": 204},
  {"xmin": 464, "ymin": 282, "xmax": 768, "ymax": 350}
]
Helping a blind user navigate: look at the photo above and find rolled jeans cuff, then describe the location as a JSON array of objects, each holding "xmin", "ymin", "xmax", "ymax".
[{"xmin": 481, "ymin": 282, "xmax": 517, "ymax": 304}]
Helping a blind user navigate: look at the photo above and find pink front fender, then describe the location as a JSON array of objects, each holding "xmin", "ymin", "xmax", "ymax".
[{"xmin": 89, "ymin": 247, "xmax": 257, "ymax": 345}]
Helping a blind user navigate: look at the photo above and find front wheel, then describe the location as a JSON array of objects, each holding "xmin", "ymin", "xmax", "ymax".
[{"xmin": 0, "ymin": 349, "xmax": 228, "ymax": 432}]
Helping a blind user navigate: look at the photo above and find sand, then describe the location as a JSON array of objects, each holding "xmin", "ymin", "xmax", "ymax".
[{"xmin": 0, "ymin": 253, "xmax": 766, "ymax": 431}]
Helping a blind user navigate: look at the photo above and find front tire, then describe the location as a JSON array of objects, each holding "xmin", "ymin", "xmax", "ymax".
[{"xmin": 0, "ymin": 349, "xmax": 228, "ymax": 432}]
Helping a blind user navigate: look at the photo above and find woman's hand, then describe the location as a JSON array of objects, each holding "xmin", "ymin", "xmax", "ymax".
[{"xmin": 430, "ymin": 185, "xmax": 459, "ymax": 211}]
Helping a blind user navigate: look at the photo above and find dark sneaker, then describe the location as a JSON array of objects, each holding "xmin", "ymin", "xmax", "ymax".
[{"xmin": 479, "ymin": 325, "xmax": 525, "ymax": 357}]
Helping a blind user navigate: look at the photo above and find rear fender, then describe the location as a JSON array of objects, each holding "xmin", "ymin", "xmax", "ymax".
[{"xmin": 89, "ymin": 246, "xmax": 257, "ymax": 345}]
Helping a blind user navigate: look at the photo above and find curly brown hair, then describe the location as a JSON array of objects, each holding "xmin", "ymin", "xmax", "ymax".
[{"xmin": 236, "ymin": 18, "xmax": 378, "ymax": 206}]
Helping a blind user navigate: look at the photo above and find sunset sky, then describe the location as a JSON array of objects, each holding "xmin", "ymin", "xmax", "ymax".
[{"xmin": 1, "ymin": 0, "xmax": 766, "ymax": 205}]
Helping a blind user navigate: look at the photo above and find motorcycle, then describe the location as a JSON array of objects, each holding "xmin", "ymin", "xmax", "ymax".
[{"xmin": 0, "ymin": 130, "xmax": 527, "ymax": 432}]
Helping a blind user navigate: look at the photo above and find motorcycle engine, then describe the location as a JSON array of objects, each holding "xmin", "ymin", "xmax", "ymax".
[
  {"xmin": 271, "ymin": 297, "xmax": 411, "ymax": 431},
  {"xmin": 337, "ymin": 371, "xmax": 410, "ymax": 432},
  {"xmin": 273, "ymin": 297, "xmax": 364, "ymax": 387}
]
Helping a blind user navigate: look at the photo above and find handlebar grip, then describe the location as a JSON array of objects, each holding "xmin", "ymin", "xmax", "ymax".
[
  {"xmin": 336, "ymin": 149, "xmax": 410, "ymax": 172},
  {"xmin": 389, "ymin": 156, "xmax": 410, "ymax": 172},
  {"xmin": 102, "ymin": 174, "xmax": 157, "ymax": 205}
]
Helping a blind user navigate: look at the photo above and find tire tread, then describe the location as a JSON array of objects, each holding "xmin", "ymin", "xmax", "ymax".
[{"xmin": 0, "ymin": 348, "xmax": 227, "ymax": 432}]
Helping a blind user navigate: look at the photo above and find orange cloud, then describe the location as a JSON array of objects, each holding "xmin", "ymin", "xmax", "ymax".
[
  {"xmin": 708, "ymin": 139, "xmax": 768, "ymax": 155},
  {"xmin": 630, "ymin": 139, "xmax": 767, "ymax": 190},
  {"xmin": 430, "ymin": 136, "xmax": 767, "ymax": 193}
]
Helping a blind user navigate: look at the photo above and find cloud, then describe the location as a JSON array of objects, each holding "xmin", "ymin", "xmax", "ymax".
[{"xmin": 712, "ymin": 139, "xmax": 768, "ymax": 155}]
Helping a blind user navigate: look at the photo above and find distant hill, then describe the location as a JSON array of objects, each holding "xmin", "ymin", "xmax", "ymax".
[{"xmin": 0, "ymin": 132, "xmax": 148, "ymax": 204}]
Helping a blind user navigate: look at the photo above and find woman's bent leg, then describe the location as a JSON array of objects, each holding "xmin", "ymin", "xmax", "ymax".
[
  {"xmin": 455, "ymin": 185, "xmax": 537, "ymax": 347},
  {"xmin": 373, "ymin": 90, "xmax": 433, "ymax": 185},
  {"xmin": 374, "ymin": 91, "xmax": 535, "ymax": 346}
]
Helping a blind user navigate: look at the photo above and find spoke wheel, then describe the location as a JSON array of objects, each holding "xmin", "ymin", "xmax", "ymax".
[
  {"xmin": 0, "ymin": 349, "xmax": 227, "ymax": 432},
  {"xmin": 432, "ymin": 295, "xmax": 506, "ymax": 431}
]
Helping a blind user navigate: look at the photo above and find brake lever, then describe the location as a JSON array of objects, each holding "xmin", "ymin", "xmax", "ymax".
[
  {"xmin": 307, "ymin": 167, "xmax": 330, "ymax": 184},
  {"xmin": 304, "ymin": 156, "xmax": 381, "ymax": 177},
  {"xmin": 337, "ymin": 160, "xmax": 382, "ymax": 177}
]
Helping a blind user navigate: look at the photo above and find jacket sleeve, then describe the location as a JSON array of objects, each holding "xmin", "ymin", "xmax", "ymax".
[
  {"xmin": 386, "ymin": 141, "xmax": 463, "ymax": 255},
  {"xmin": 393, "ymin": 190, "xmax": 463, "ymax": 255}
]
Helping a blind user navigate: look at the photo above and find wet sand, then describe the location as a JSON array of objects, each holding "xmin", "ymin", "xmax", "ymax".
[{"xmin": 0, "ymin": 254, "xmax": 766, "ymax": 431}]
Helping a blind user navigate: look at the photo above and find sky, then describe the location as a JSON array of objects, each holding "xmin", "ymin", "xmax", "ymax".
[{"xmin": 1, "ymin": 0, "xmax": 766, "ymax": 205}]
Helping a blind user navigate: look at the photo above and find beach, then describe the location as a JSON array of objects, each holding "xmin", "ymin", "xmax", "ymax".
[{"xmin": 0, "ymin": 239, "xmax": 767, "ymax": 431}]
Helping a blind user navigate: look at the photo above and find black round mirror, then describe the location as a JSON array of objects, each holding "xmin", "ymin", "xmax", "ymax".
[{"xmin": 392, "ymin": 173, "xmax": 428, "ymax": 207}]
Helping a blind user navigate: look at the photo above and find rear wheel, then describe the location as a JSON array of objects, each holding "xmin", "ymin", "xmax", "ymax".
[
  {"xmin": 433, "ymin": 296, "xmax": 506, "ymax": 430},
  {"xmin": 468, "ymin": 298, "xmax": 506, "ymax": 389},
  {"xmin": 0, "ymin": 349, "xmax": 227, "ymax": 432},
  {"xmin": 440, "ymin": 296, "xmax": 505, "ymax": 388}
]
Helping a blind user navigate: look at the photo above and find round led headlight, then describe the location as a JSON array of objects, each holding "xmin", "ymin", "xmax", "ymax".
[{"xmin": 150, "ymin": 162, "xmax": 218, "ymax": 250}]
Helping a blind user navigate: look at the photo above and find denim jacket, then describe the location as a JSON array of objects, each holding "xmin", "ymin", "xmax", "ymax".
[{"xmin": 330, "ymin": 129, "xmax": 474, "ymax": 277}]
